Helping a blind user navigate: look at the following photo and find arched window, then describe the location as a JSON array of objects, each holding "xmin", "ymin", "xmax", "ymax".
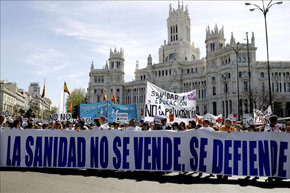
[
  {"xmin": 169, "ymin": 53, "xmax": 175, "ymax": 61},
  {"xmin": 260, "ymin": 72, "xmax": 264, "ymax": 78},
  {"xmin": 192, "ymin": 55, "xmax": 195, "ymax": 61}
]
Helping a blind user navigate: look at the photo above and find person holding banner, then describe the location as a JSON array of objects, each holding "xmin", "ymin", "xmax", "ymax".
[
  {"xmin": 142, "ymin": 122, "xmax": 150, "ymax": 131},
  {"xmin": 219, "ymin": 119, "xmax": 236, "ymax": 132},
  {"xmin": 264, "ymin": 115, "xmax": 280, "ymax": 132},
  {"xmin": 149, "ymin": 122, "xmax": 155, "ymax": 130},
  {"xmin": 172, "ymin": 122, "xmax": 179, "ymax": 130},
  {"xmin": 93, "ymin": 118, "xmax": 101, "ymax": 130},
  {"xmin": 179, "ymin": 121, "xmax": 187, "ymax": 131},
  {"xmin": 99, "ymin": 116, "xmax": 109, "ymax": 130},
  {"xmin": 12, "ymin": 120, "xmax": 23, "ymax": 130},
  {"xmin": 199, "ymin": 119, "xmax": 215, "ymax": 132},
  {"xmin": 112, "ymin": 121, "xmax": 121, "ymax": 130},
  {"xmin": 161, "ymin": 118, "xmax": 171, "ymax": 130},
  {"xmin": 126, "ymin": 119, "xmax": 141, "ymax": 131}
]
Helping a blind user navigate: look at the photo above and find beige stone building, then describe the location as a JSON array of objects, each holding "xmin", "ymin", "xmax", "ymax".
[
  {"xmin": 88, "ymin": 3, "xmax": 290, "ymax": 120},
  {"xmin": 0, "ymin": 81, "xmax": 51, "ymax": 120}
]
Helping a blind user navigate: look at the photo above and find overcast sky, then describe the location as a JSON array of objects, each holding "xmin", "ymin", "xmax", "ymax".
[{"xmin": 1, "ymin": 1, "xmax": 290, "ymax": 107}]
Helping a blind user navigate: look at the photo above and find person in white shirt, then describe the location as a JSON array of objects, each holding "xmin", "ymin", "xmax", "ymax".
[
  {"xmin": 126, "ymin": 119, "xmax": 142, "ymax": 131},
  {"xmin": 264, "ymin": 115, "xmax": 280, "ymax": 132},
  {"xmin": 199, "ymin": 119, "xmax": 215, "ymax": 132},
  {"xmin": 99, "ymin": 116, "xmax": 109, "ymax": 130},
  {"xmin": 161, "ymin": 118, "xmax": 171, "ymax": 130},
  {"xmin": 92, "ymin": 118, "xmax": 101, "ymax": 130}
]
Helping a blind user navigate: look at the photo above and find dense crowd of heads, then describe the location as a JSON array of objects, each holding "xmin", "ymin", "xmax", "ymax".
[{"xmin": 1, "ymin": 115, "xmax": 289, "ymax": 133}]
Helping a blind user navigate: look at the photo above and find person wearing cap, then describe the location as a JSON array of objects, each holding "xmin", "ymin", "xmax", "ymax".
[
  {"xmin": 126, "ymin": 119, "xmax": 141, "ymax": 131},
  {"xmin": 123, "ymin": 122, "xmax": 130, "ymax": 130},
  {"xmin": 264, "ymin": 115, "xmax": 280, "ymax": 132},
  {"xmin": 199, "ymin": 119, "xmax": 215, "ymax": 132},
  {"xmin": 99, "ymin": 116, "xmax": 109, "ymax": 130},
  {"xmin": 219, "ymin": 119, "xmax": 236, "ymax": 132},
  {"xmin": 112, "ymin": 121, "xmax": 121, "ymax": 130},
  {"xmin": 36, "ymin": 122, "xmax": 43, "ymax": 129},
  {"xmin": 172, "ymin": 122, "xmax": 179, "ymax": 130}
]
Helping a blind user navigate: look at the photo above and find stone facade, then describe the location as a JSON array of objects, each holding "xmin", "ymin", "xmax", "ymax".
[
  {"xmin": 88, "ymin": 2, "xmax": 290, "ymax": 120},
  {"xmin": 0, "ymin": 80, "xmax": 51, "ymax": 120}
]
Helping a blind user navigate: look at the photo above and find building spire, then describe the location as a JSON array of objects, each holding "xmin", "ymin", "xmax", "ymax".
[
  {"xmin": 91, "ymin": 61, "xmax": 94, "ymax": 71},
  {"xmin": 230, "ymin": 32, "xmax": 235, "ymax": 44},
  {"xmin": 251, "ymin": 32, "xmax": 255, "ymax": 45}
]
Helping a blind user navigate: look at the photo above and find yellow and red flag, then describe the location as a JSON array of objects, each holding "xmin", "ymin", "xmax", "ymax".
[
  {"xmin": 64, "ymin": 81, "xmax": 70, "ymax": 96},
  {"xmin": 111, "ymin": 94, "xmax": 117, "ymax": 104},
  {"xmin": 103, "ymin": 91, "xmax": 107, "ymax": 101}
]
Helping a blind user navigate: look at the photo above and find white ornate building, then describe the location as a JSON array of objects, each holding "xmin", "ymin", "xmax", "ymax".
[{"xmin": 88, "ymin": 2, "xmax": 290, "ymax": 120}]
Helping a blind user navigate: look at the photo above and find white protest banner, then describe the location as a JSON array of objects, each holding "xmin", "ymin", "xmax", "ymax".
[
  {"xmin": 203, "ymin": 113, "xmax": 223, "ymax": 126},
  {"xmin": 83, "ymin": 117, "xmax": 92, "ymax": 125},
  {"xmin": 116, "ymin": 113, "xmax": 128, "ymax": 122},
  {"xmin": 243, "ymin": 114, "xmax": 254, "ymax": 127},
  {"xmin": 153, "ymin": 115, "xmax": 163, "ymax": 125},
  {"xmin": 144, "ymin": 81, "xmax": 196, "ymax": 123},
  {"xmin": 228, "ymin": 114, "xmax": 237, "ymax": 124},
  {"xmin": 1, "ymin": 129, "xmax": 289, "ymax": 179},
  {"xmin": 49, "ymin": 114, "xmax": 59, "ymax": 122},
  {"xmin": 50, "ymin": 113, "xmax": 72, "ymax": 122}
]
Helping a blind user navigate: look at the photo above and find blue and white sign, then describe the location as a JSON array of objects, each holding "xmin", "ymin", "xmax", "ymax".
[{"xmin": 79, "ymin": 101, "xmax": 137, "ymax": 123}]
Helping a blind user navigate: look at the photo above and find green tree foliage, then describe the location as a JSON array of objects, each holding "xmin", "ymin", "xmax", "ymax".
[{"xmin": 65, "ymin": 88, "xmax": 86, "ymax": 118}]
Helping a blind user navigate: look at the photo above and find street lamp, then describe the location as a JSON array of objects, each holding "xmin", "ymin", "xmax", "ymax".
[
  {"xmin": 221, "ymin": 72, "xmax": 230, "ymax": 118},
  {"xmin": 227, "ymin": 42, "xmax": 246, "ymax": 121},
  {"xmin": 245, "ymin": 32, "xmax": 253, "ymax": 113},
  {"xmin": 245, "ymin": 0, "xmax": 283, "ymax": 109}
]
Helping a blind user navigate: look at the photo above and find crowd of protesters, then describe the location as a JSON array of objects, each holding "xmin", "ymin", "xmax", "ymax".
[{"xmin": 1, "ymin": 114, "xmax": 290, "ymax": 133}]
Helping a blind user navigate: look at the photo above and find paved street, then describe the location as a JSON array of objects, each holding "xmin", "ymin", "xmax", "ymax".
[{"xmin": 1, "ymin": 168, "xmax": 289, "ymax": 193}]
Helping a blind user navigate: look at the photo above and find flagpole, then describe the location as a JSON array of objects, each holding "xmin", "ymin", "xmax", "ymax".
[{"xmin": 63, "ymin": 81, "xmax": 65, "ymax": 114}]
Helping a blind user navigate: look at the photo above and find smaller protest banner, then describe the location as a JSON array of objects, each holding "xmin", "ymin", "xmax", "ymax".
[
  {"xmin": 254, "ymin": 106, "xmax": 272, "ymax": 125},
  {"xmin": 83, "ymin": 117, "xmax": 92, "ymax": 125},
  {"xmin": 153, "ymin": 115, "xmax": 163, "ymax": 125},
  {"xmin": 197, "ymin": 113, "xmax": 223, "ymax": 126},
  {"xmin": 116, "ymin": 113, "xmax": 128, "ymax": 122},
  {"xmin": 3, "ymin": 110, "xmax": 9, "ymax": 118},
  {"xmin": 49, "ymin": 113, "xmax": 72, "ymax": 122},
  {"xmin": 169, "ymin": 113, "xmax": 174, "ymax": 122},
  {"xmin": 243, "ymin": 114, "xmax": 254, "ymax": 127},
  {"xmin": 228, "ymin": 114, "xmax": 237, "ymax": 124}
]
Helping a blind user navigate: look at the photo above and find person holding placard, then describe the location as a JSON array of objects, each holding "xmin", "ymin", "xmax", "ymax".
[{"xmin": 126, "ymin": 119, "xmax": 141, "ymax": 131}]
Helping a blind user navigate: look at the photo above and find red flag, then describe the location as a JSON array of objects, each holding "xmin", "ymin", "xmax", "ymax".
[{"xmin": 69, "ymin": 102, "xmax": 72, "ymax": 111}]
